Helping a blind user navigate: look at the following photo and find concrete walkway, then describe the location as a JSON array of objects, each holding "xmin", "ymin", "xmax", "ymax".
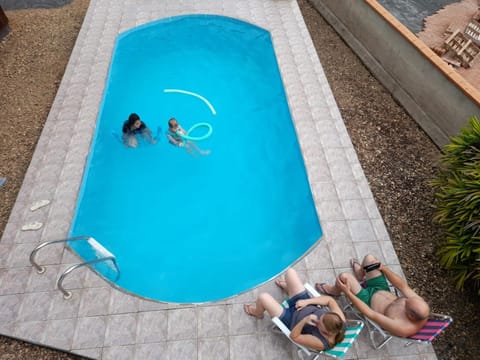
[{"xmin": 0, "ymin": 1, "xmax": 437, "ymax": 359}]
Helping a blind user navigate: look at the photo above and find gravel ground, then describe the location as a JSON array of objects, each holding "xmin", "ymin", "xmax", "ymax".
[
  {"xmin": 299, "ymin": 1, "xmax": 480, "ymax": 359},
  {"xmin": 0, "ymin": 0, "xmax": 478, "ymax": 359},
  {"xmin": 0, "ymin": 1, "xmax": 89, "ymax": 359}
]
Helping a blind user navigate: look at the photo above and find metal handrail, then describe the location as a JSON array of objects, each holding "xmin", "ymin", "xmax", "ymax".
[
  {"xmin": 29, "ymin": 235, "xmax": 120, "ymax": 299},
  {"xmin": 57, "ymin": 256, "xmax": 119, "ymax": 299},
  {"xmin": 29, "ymin": 235, "xmax": 91, "ymax": 273}
]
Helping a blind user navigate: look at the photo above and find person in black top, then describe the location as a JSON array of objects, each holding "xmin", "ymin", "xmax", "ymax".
[
  {"xmin": 122, "ymin": 113, "xmax": 156, "ymax": 148},
  {"xmin": 243, "ymin": 268, "xmax": 346, "ymax": 351}
]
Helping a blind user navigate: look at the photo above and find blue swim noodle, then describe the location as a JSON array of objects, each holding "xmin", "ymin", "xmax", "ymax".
[{"xmin": 177, "ymin": 122, "xmax": 213, "ymax": 142}]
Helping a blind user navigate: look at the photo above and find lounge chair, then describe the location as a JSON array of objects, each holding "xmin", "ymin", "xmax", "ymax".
[
  {"xmin": 343, "ymin": 286, "xmax": 452, "ymax": 349},
  {"xmin": 272, "ymin": 283, "xmax": 364, "ymax": 359}
]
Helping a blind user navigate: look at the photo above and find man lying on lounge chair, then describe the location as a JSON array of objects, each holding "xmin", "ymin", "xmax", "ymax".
[{"xmin": 315, "ymin": 254, "xmax": 430, "ymax": 337}]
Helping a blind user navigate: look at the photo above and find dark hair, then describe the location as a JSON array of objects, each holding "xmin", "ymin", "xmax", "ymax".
[
  {"xmin": 127, "ymin": 113, "xmax": 140, "ymax": 126},
  {"xmin": 168, "ymin": 118, "xmax": 177, "ymax": 128},
  {"xmin": 323, "ymin": 312, "xmax": 346, "ymax": 346}
]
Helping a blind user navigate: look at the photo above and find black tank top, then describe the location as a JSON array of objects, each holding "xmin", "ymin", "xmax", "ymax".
[{"xmin": 290, "ymin": 305, "xmax": 331, "ymax": 350}]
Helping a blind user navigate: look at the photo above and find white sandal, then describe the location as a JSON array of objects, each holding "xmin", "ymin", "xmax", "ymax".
[
  {"xmin": 30, "ymin": 200, "xmax": 50, "ymax": 211},
  {"xmin": 21, "ymin": 222, "xmax": 43, "ymax": 231}
]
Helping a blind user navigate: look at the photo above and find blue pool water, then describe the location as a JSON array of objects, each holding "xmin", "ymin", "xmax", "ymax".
[{"xmin": 70, "ymin": 15, "xmax": 321, "ymax": 303}]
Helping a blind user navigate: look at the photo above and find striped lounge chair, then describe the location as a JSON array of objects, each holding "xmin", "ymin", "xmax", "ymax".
[
  {"xmin": 343, "ymin": 290, "xmax": 452, "ymax": 349},
  {"xmin": 272, "ymin": 283, "xmax": 364, "ymax": 359},
  {"xmin": 407, "ymin": 314, "xmax": 453, "ymax": 344}
]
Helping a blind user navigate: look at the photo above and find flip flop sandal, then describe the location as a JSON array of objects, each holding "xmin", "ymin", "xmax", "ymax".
[
  {"xmin": 315, "ymin": 282, "xmax": 336, "ymax": 296},
  {"xmin": 21, "ymin": 222, "xmax": 43, "ymax": 231},
  {"xmin": 30, "ymin": 199, "xmax": 50, "ymax": 211}
]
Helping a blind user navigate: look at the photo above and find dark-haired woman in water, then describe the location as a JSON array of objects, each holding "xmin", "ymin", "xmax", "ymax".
[{"xmin": 122, "ymin": 113, "xmax": 156, "ymax": 148}]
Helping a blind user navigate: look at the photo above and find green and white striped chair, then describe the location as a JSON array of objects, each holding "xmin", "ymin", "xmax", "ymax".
[{"xmin": 272, "ymin": 283, "xmax": 364, "ymax": 359}]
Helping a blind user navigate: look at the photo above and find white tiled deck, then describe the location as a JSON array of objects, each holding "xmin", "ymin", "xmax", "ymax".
[{"xmin": 0, "ymin": 0, "xmax": 437, "ymax": 359}]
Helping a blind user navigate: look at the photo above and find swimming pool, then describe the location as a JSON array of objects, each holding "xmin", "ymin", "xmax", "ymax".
[{"xmin": 69, "ymin": 15, "xmax": 321, "ymax": 303}]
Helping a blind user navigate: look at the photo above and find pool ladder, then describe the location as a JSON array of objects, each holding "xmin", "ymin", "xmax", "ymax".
[{"xmin": 29, "ymin": 236, "xmax": 119, "ymax": 299}]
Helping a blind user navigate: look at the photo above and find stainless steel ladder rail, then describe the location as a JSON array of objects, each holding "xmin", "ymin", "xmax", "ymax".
[
  {"xmin": 58, "ymin": 256, "xmax": 118, "ymax": 299},
  {"xmin": 29, "ymin": 235, "xmax": 119, "ymax": 299},
  {"xmin": 30, "ymin": 235, "xmax": 91, "ymax": 273}
]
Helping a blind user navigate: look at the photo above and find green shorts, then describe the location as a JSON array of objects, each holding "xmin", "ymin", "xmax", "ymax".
[{"xmin": 355, "ymin": 274, "xmax": 390, "ymax": 306}]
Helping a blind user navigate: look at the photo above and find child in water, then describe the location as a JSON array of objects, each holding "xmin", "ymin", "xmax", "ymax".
[{"xmin": 166, "ymin": 117, "xmax": 210, "ymax": 156}]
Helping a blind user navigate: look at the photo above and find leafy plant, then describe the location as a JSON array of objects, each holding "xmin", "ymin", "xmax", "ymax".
[{"xmin": 431, "ymin": 116, "xmax": 480, "ymax": 293}]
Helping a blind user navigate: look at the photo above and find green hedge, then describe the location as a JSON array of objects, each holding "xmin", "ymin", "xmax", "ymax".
[{"xmin": 431, "ymin": 116, "xmax": 480, "ymax": 294}]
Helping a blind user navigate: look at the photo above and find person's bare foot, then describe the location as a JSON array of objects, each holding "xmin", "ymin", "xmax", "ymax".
[
  {"xmin": 315, "ymin": 282, "xmax": 341, "ymax": 296},
  {"xmin": 243, "ymin": 304, "xmax": 263, "ymax": 319},
  {"xmin": 275, "ymin": 278, "xmax": 287, "ymax": 291},
  {"xmin": 350, "ymin": 258, "xmax": 364, "ymax": 281}
]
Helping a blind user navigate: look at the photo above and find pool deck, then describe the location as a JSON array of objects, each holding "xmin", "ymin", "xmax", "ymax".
[{"xmin": 0, "ymin": 0, "xmax": 437, "ymax": 359}]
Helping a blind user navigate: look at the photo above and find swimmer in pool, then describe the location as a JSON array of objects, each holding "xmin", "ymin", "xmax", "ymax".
[
  {"xmin": 122, "ymin": 113, "xmax": 156, "ymax": 148},
  {"xmin": 166, "ymin": 117, "xmax": 210, "ymax": 156}
]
